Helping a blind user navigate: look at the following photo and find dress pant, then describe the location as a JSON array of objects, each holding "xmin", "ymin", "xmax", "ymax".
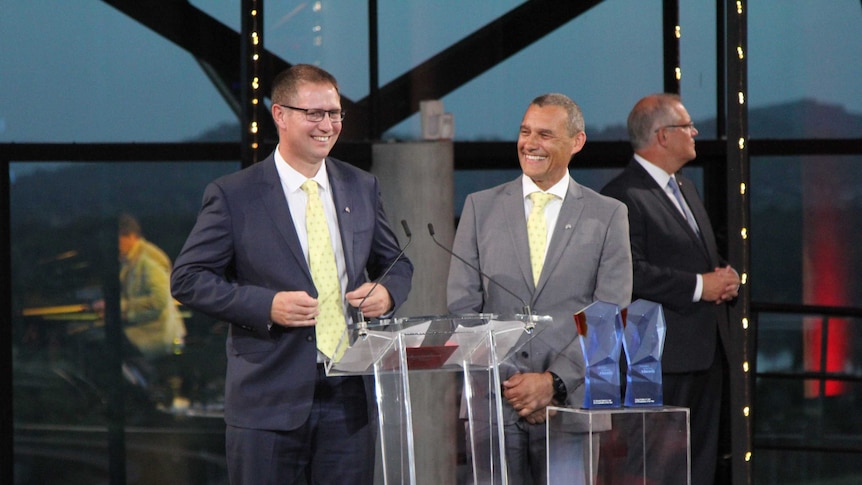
[
  {"xmin": 226, "ymin": 366, "xmax": 374, "ymax": 485},
  {"xmin": 663, "ymin": 350, "xmax": 724, "ymax": 485}
]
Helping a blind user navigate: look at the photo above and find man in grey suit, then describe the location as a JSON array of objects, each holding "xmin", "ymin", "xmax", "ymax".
[
  {"xmin": 171, "ymin": 64, "xmax": 413, "ymax": 484},
  {"xmin": 447, "ymin": 93, "xmax": 632, "ymax": 484},
  {"xmin": 601, "ymin": 93, "xmax": 739, "ymax": 485}
]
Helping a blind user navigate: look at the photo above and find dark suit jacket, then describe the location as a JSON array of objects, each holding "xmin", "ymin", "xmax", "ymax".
[
  {"xmin": 601, "ymin": 159, "xmax": 729, "ymax": 373},
  {"xmin": 171, "ymin": 153, "xmax": 413, "ymax": 431}
]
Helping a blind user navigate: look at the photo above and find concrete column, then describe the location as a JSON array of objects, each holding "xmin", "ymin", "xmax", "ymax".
[
  {"xmin": 372, "ymin": 140, "xmax": 454, "ymax": 317},
  {"xmin": 372, "ymin": 140, "xmax": 458, "ymax": 485}
]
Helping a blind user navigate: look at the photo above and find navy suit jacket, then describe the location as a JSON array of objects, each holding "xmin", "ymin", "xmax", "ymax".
[
  {"xmin": 171, "ymin": 153, "xmax": 413, "ymax": 431},
  {"xmin": 601, "ymin": 159, "xmax": 730, "ymax": 373}
]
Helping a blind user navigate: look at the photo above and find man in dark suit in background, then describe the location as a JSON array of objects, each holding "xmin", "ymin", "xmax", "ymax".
[
  {"xmin": 171, "ymin": 64, "xmax": 413, "ymax": 484},
  {"xmin": 601, "ymin": 93, "xmax": 739, "ymax": 485}
]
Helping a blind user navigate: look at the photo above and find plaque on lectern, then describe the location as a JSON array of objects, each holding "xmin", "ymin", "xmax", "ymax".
[
  {"xmin": 575, "ymin": 301, "xmax": 623, "ymax": 408},
  {"xmin": 622, "ymin": 299, "xmax": 666, "ymax": 407}
]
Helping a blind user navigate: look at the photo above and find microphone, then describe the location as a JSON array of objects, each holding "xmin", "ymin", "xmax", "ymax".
[
  {"xmin": 354, "ymin": 220, "xmax": 413, "ymax": 332},
  {"xmin": 427, "ymin": 223, "xmax": 535, "ymax": 329}
]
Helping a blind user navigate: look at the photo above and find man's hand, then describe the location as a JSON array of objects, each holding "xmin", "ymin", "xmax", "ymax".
[
  {"xmin": 347, "ymin": 282, "xmax": 393, "ymax": 318},
  {"xmin": 270, "ymin": 291, "xmax": 319, "ymax": 327},
  {"xmin": 502, "ymin": 372, "xmax": 555, "ymax": 418},
  {"xmin": 702, "ymin": 266, "xmax": 740, "ymax": 304}
]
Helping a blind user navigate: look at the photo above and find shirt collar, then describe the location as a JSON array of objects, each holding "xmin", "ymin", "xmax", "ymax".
[
  {"xmin": 274, "ymin": 147, "xmax": 330, "ymax": 194},
  {"xmin": 633, "ymin": 153, "xmax": 674, "ymax": 189},
  {"xmin": 521, "ymin": 173, "xmax": 569, "ymax": 201}
]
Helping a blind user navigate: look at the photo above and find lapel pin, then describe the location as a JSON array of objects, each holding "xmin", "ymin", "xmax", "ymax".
[
  {"xmin": 345, "ymin": 207, "xmax": 350, "ymax": 213},
  {"xmin": 565, "ymin": 224, "xmax": 573, "ymax": 230}
]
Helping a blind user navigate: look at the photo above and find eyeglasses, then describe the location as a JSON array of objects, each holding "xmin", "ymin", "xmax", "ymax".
[
  {"xmin": 655, "ymin": 121, "xmax": 696, "ymax": 132},
  {"xmin": 279, "ymin": 104, "xmax": 345, "ymax": 123}
]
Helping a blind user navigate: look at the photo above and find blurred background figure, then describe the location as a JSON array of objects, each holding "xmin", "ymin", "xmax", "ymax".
[
  {"xmin": 93, "ymin": 213, "xmax": 187, "ymax": 399},
  {"xmin": 117, "ymin": 212, "xmax": 186, "ymax": 359}
]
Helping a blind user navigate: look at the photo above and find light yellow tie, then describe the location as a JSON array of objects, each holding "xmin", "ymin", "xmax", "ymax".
[
  {"xmin": 527, "ymin": 192, "xmax": 556, "ymax": 285},
  {"xmin": 302, "ymin": 180, "xmax": 346, "ymax": 360}
]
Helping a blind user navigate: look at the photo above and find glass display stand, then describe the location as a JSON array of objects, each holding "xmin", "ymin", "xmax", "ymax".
[
  {"xmin": 326, "ymin": 314, "xmax": 550, "ymax": 485},
  {"xmin": 546, "ymin": 406, "xmax": 690, "ymax": 485}
]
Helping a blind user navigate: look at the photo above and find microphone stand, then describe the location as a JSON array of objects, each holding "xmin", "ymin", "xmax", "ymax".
[
  {"xmin": 427, "ymin": 223, "xmax": 536, "ymax": 333},
  {"xmin": 355, "ymin": 220, "xmax": 413, "ymax": 338}
]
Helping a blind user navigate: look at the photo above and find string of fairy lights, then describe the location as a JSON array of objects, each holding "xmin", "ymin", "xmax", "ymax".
[
  {"xmin": 246, "ymin": 2, "xmax": 261, "ymax": 164},
  {"xmin": 731, "ymin": 0, "xmax": 753, "ymax": 472},
  {"xmin": 673, "ymin": 1, "xmax": 752, "ymax": 479},
  {"xmin": 244, "ymin": 1, "xmax": 326, "ymax": 164}
]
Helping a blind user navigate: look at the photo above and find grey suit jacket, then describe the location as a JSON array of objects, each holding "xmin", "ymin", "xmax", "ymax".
[
  {"xmin": 601, "ymin": 159, "xmax": 730, "ymax": 373},
  {"xmin": 171, "ymin": 153, "xmax": 413, "ymax": 431},
  {"xmin": 447, "ymin": 176, "xmax": 632, "ymax": 420}
]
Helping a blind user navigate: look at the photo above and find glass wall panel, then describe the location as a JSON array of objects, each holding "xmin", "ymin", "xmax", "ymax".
[
  {"xmin": 381, "ymin": 1, "xmax": 665, "ymax": 141},
  {"xmin": 11, "ymin": 161, "xmax": 239, "ymax": 484},
  {"xmin": 0, "ymin": 2, "xmax": 237, "ymax": 143},
  {"xmin": 751, "ymin": 155, "xmax": 862, "ymax": 305},
  {"xmin": 754, "ymin": 448, "xmax": 862, "ymax": 484},
  {"xmin": 679, "ymin": 2, "xmax": 718, "ymax": 139},
  {"xmin": 755, "ymin": 312, "xmax": 862, "ymax": 483},
  {"xmin": 192, "ymin": 0, "xmax": 371, "ymax": 102},
  {"xmin": 378, "ymin": 0, "xmax": 523, "ymax": 85},
  {"xmin": 749, "ymin": 0, "xmax": 862, "ymax": 139}
]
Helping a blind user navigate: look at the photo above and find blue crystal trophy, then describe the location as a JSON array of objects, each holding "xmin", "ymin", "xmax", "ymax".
[
  {"xmin": 622, "ymin": 299, "xmax": 666, "ymax": 407},
  {"xmin": 575, "ymin": 301, "xmax": 623, "ymax": 408}
]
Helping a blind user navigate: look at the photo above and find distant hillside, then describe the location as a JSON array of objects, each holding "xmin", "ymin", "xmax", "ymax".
[{"xmin": 589, "ymin": 98, "xmax": 862, "ymax": 140}]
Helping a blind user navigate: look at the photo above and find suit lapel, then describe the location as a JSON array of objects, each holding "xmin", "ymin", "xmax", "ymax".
[
  {"xmin": 326, "ymin": 159, "xmax": 358, "ymax": 286},
  {"xmin": 631, "ymin": 161, "xmax": 709, "ymax": 259},
  {"xmin": 502, "ymin": 180, "xmax": 534, "ymax": 291},
  {"xmin": 259, "ymin": 157, "xmax": 313, "ymax": 282},
  {"xmin": 536, "ymin": 179, "xmax": 584, "ymax": 298},
  {"xmin": 677, "ymin": 174, "xmax": 719, "ymax": 263}
]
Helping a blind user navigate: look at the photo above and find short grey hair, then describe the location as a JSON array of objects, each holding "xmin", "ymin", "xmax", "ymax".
[
  {"xmin": 627, "ymin": 93, "xmax": 681, "ymax": 150},
  {"xmin": 530, "ymin": 93, "xmax": 585, "ymax": 136}
]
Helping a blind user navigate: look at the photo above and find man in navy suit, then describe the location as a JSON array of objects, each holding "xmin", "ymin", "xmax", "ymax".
[
  {"xmin": 601, "ymin": 93, "xmax": 739, "ymax": 485},
  {"xmin": 171, "ymin": 64, "xmax": 413, "ymax": 484}
]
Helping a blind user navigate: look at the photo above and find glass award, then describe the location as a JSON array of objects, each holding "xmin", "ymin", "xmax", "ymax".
[
  {"xmin": 575, "ymin": 301, "xmax": 623, "ymax": 408},
  {"xmin": 622, "ymin": 299, "xmax": 666, "ymax": 407}
]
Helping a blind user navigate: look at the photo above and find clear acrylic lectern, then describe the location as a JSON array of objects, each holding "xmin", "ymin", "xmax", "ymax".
[{"xmin": 325, "ymin": 313, "xmax": 551, "ymax": 485}]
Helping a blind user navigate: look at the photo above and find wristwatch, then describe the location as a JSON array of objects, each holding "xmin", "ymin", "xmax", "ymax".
[{"xmin": 549, "ymin": 372, "xmax": 567, "ymax": 404}]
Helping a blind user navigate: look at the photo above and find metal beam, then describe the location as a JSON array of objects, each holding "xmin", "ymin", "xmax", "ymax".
[
  {"xmin": 363, "ymin": 0, "xmax": 605, "ymax": 136},
  {"xmin": 662, "ymin": 0, "xmax": 681, "ymax": 94},
  {"xmin": 723, "ymin": 1, "xmax": 753, "ymax": 484},
  {"xmin": 103, "ymin": 0, "xmax": 603, "ymax": 140}
]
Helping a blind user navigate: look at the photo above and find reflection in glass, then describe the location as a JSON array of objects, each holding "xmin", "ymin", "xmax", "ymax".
[{"xmin": 11, "ymin": 161, "xmax": 238, "ymax": 483}]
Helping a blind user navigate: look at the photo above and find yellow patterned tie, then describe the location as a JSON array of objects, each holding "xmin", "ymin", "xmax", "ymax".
[
  {"xmin": 527, "ymin": 192, "xmax": 556, "ymax": 285},
  {"xmin": 301, "ymin": 180, "xmax": 346, "ymax": 360}
]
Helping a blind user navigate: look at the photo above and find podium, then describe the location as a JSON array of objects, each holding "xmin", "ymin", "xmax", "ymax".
[
  {"xmin": 326, "ymin": 314, "xmax": 551, "ymax": 485},
  {"xmin": 546, "ymin": 406, "xmax": 690, "ymax": 485}
]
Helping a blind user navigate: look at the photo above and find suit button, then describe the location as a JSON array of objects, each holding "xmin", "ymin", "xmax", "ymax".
[
  {"xmin": 520, "ymin": 351, "xmax": 529, "ymax": 359},
  {"xmin": 306, "ymin": 335, "xmax": 314, "ymax": 342}
]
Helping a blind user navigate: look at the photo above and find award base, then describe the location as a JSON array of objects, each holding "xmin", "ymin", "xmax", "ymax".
[{"xmin": 547, "ymin": 406, "xmax": 691, "ymax": 485}]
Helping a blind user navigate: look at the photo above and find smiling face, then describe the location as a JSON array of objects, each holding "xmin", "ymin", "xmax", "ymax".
[
  {"xmin": 272, "ymin": 80, "xmax": 342, "ymax": 177},
  {"xmin": 517, "ymin": 104, "xmax": 585, "ymax": 190}
]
